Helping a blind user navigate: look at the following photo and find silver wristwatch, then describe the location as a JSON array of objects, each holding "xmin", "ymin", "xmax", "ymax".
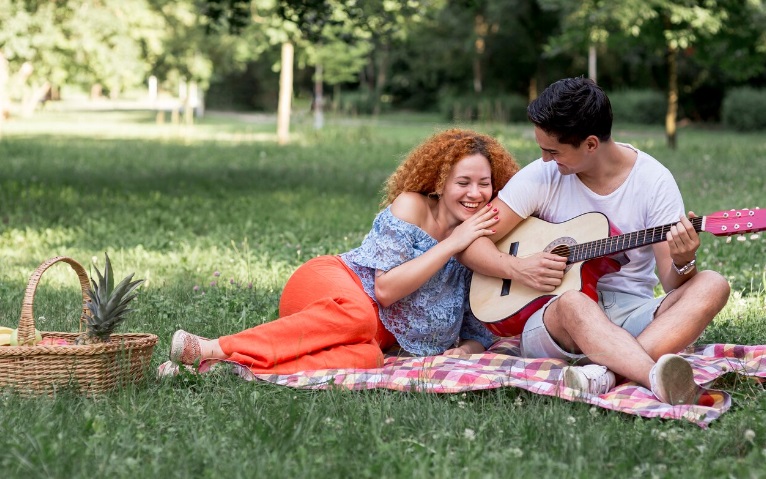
[{"xmin": 673, "ymin": 258, "xmax": 697, "ymax": 275}]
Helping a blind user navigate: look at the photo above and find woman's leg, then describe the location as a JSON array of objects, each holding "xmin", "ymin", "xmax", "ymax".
[{"xmin": 216, "ymin": 256, "xmax": 391, "ymax": 372}]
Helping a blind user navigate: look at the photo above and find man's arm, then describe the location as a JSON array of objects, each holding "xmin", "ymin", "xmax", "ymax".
[
  {"xmin": 456, "ymin": 200, "xmax": 567, "ymax": 292},
  {"xmin": 654, "ymin": 213, "xmax": 700, "ymax": 292}
]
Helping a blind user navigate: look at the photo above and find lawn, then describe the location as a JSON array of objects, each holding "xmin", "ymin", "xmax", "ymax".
[{"xmin": 0, "ymin": 107, "xmax": 765, "ymax": 478}]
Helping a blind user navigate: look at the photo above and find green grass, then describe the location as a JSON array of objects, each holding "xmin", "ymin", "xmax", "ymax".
[{"xmin": 0, "ymin": 109, "xmax": 765, "ymax": 478}]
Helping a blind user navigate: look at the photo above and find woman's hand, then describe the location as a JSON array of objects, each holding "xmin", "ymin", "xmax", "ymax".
[
  {"xmin": 444, "ymin": 203, "xmax": 500, "ymax": 254},
  {"xmin": 443, "ymin": 339, "xmax": 486, "ymax": 356},
  {"xmin": 375, "ymin": 198, "xmax": 499, "ymax": 307}
]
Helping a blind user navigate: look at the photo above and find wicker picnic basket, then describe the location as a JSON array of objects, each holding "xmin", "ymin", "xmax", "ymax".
[{"xmin": 0, "ymin": 256, "xmax": 157, "ymax": 395}]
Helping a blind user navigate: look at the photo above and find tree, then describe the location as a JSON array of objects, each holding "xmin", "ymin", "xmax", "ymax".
[
  {"xmin": 279, "ymin": 2, "xmax": 373, "ymax": 128},
  {"xmin": 495, "ymin": 0, "xmax": 563, "ymax": 101},
  {"xmin": 202, "ymin": 0, "xmax": 312, "ymax": 142},
  {"xmin": 283, "ymin": 0, "xmax": 429, "ymax": 116},
  {"xmin": 309, "ymin": 38, "xmax": 371, "ymax": 112},
  {"xmin": 688, "ymin": 0, "xmax": 766, "ymax": 91},
  {"xmin": 548, "ymin": 0, "xmax": 731, "ymax": 149},
  {"xmin": 387, "ymin": 0, "xmax": 563, "ymax": 108},
  {"xmin": 303, "ymin": 30, "xmax": 372, "ymax": 126},
  {"xmin": 0, "ymin": 0, "xmax": 166, "ymax": 110},
  {"xmin": 0, "ymin": 0, "xmax": 264, "ymax": 125},
  {"xmin": 152, "ymin": 0, "xmax": 284, "ymax": 124},
  {"xmin": 203, "ymin": 0, "xmax": 425, "ymax": 139}
]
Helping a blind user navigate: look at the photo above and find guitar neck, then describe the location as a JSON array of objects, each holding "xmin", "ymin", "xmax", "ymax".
[{"xmin": 568, "ymin": 217, "xmax": 704, "ymax": 264}]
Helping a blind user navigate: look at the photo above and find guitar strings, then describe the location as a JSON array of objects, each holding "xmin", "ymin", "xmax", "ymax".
[{"xmin": 568, "ymin": 217, "xmax": 704, "ymax": 263}]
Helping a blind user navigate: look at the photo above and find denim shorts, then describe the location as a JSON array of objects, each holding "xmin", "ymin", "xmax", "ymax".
[{"xmin": 520, "ymin": 290, "xmax": 666, "ymax": 361}]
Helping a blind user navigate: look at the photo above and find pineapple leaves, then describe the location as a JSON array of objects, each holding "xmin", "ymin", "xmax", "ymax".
[
  {"xmin": 104, "ymin": 252, "xmax": 115, "ymax": 297},
  {"xmin": 80, "ymin": 253, "xmax": 144, "ymax": 344}
]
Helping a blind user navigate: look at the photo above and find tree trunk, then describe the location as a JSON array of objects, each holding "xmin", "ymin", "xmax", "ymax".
[
  {"xmin": 277, "ymin": 42, "xmax": 294, "ymax": 145},
  {"xmin": 472, "ymin": 57, "xmax": 482, "ymax": 94},
  {"xmin": 588, "ymin": 44, "xmax": 597, "ymax": 83},
  {"xmin": 528, "ymin": 76, "xmax": 537, "ymax": 102},
  {"xmin": 333, "ymin": 83, "xmax": 341, "ymax": 112},
  {"xmin": 473, "ymin": 14, "xmax": 488, "ymax": 94},
  {"xmin": 22, "ymin": 82, "xmax": 50, "ymax": 117},
  {"xmin": 0, "ymin": 51, "xmax": 8, "ymax": 136},
  {"xmin": 373, "ymin": 44, "xmax": 388, "ymax": 116},
  {"xmin": 183, "ymin": 81, "xmax": 196, "ymax": 126},
  {"xmin": 314, "ymin": 63, "xmax": 324, "ymax": 130},
  {"xmin": 665, "ymin": 45, "xmax": 678, "ymax": 150}
]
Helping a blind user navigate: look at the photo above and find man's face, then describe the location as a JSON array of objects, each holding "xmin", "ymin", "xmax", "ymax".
[{"xmin": 534, "ymin": 126, "xmax": 587, "ymax": 176}]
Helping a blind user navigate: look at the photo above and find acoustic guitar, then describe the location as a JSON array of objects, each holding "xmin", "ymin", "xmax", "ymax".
[{"xmin": 470, "ymin": 208, "xmax": 765, "ymax": 337}]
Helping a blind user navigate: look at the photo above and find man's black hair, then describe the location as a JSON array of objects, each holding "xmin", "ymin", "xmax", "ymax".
[{"xmin": 527, "ymin": 77, "xmax": 612, "ymax": 147}]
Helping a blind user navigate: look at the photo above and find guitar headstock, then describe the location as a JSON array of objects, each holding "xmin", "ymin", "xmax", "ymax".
[{"xmin": 703, "ymin": 208, "xmax": 764, "ymax": 239}]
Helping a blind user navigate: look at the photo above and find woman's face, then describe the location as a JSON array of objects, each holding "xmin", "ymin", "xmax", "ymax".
[{"xmin": 440, "ymin": 153, "xmax": 493, "ymax": 222}]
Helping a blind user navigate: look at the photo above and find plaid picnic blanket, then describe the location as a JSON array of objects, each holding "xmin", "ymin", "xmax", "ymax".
[{"xmin": 197, "ymin": 337, "xmax": 766, "ymax": 428}]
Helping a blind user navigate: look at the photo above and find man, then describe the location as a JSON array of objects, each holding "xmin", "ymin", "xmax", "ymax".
[{"xmin": 459, "ymin": 77, "xmax": 730, "ymax": 404}]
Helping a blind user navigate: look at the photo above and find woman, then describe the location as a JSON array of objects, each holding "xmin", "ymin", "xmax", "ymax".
[{"xmin": 159, "ymin": 129, "xmax": 518, "ymax": 376}]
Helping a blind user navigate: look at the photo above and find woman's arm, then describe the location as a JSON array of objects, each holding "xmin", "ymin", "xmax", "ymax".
[
  {"xmin": 456, "ymin": 200, "xmax": 567, "ymax": 293},
  {"xmin": 373, "ymin": 194, "xmax": 498, "ymax": 307}
]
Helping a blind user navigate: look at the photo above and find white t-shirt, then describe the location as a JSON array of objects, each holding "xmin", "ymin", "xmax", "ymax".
[{"xmin": 497, "ymin": 143, "xmax": 684, "ymax": 298}]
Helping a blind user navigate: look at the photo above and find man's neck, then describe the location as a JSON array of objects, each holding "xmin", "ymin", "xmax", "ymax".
[{"xmin": 576, "ymin": 141, "xmax": 637, "ymax": 196}]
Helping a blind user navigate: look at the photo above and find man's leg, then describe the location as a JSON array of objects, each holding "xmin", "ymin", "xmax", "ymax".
[
  {"xmin": 543, "ymin": 290, "xmax": 655, "ymax": 387},
  {"xmin": 636, "ymin": 270, "xmax": 730, "ymax": 360},
  {"xmin": 545, "ymin": 283, "xmax": 728, "ymax": 403}
]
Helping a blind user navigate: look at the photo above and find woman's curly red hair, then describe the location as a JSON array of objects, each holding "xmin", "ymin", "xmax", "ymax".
[{"xmin": 383, "ymin": 129, "xmax": 519, "ymax": 206}]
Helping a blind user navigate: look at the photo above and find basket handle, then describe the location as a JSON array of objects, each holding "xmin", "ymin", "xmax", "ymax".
[{"xmin": 18, "ymin": 256, "xmax": 91, "ymax": 345}]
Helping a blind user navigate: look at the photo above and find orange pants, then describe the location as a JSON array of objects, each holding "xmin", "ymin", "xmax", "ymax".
[{"xmin": 218, "ymin": 255, "xmax": 396, "ymax": 374}]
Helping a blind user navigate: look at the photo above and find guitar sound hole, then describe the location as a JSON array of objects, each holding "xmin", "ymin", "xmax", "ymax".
[
  {"xmin": 545, "ymin": 237, "xmax": 577, "ymax": 273},
  {"xmin": 544, "ymin": 237, "xmax": 576, "ymax": 256}
]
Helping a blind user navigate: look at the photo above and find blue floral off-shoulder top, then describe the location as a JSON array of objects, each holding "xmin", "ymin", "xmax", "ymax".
[{"xmin": 340, "ymin": 207, "xmax": 495, "ymax": 356}]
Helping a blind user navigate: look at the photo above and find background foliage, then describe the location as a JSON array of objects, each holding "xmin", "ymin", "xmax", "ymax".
[{"xmin": 2, "ymin": 0, "xmax": 766, "ymax": 125}]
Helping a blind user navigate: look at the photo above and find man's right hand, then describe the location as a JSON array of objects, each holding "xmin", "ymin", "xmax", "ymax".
[{"xmin": 510, "ymin": 252, "xmax": 567, "ymax": 292}]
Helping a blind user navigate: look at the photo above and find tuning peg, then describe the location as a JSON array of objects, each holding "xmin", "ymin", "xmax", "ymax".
[
  {"xmin": 726, "ymin": 236, "xmax": 732, "ymax": 243},
  {"xmin": 751, "ymin": 234, "xmax": 760, "ymax": 240},
  {"xmin": 737, "ymin": 234, "xmax": 747, "ymax": 242}
]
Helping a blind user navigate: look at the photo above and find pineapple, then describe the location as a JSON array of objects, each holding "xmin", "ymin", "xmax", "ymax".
[{"xmin": 75, "ymin": 253, "xmax": 144, "ymax": 345}]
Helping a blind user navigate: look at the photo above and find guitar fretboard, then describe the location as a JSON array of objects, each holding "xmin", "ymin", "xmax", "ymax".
[{"xmin": 567, "ymin": 217, "xmax": 704, "ymax": 263}]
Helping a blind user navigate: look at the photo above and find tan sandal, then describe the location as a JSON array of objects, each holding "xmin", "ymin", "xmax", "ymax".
[{"xmin": 169, "ymin": 330, "xmax": 209, "ymax": 365}]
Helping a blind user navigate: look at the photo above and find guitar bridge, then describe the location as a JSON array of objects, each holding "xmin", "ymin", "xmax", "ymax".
[{"xmin": 500, "ymin": 241, "xmax": 519, "ymax": 296}]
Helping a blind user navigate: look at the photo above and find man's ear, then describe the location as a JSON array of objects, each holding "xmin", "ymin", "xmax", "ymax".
[{"xmin": 585, "ymin": 135, "xmax": 600, "ymax": 152}]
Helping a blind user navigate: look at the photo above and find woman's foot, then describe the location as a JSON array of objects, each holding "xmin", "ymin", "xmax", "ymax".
[
  {"xmin": 157, "ymin": 360, "xmax": 196, "ymax": 378},
  {"xmin": 169, "ymin": 329, "xmax": 209, "ymax": 365}
]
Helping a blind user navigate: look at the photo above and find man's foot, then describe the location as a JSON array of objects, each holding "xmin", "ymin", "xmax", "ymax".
[
  {"xmin": 649, "ymin": 354, "xmax": 699, "ymax": 405},
  {"xmin": 169, "ymin": 330, "xmax": 208, "ymax": 365},
  {"xmin": 561, "ymin": 364, "xmax": 616, "ymax": 395}
]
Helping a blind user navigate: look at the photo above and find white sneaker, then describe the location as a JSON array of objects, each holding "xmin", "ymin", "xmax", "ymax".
[
  {"xmin": 562, "ymin": 364, "xmax": 616, "ymax": 395},
  {"xmin": 649, "ymin": 354, "xmax": 699, "ymax": 405}
]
